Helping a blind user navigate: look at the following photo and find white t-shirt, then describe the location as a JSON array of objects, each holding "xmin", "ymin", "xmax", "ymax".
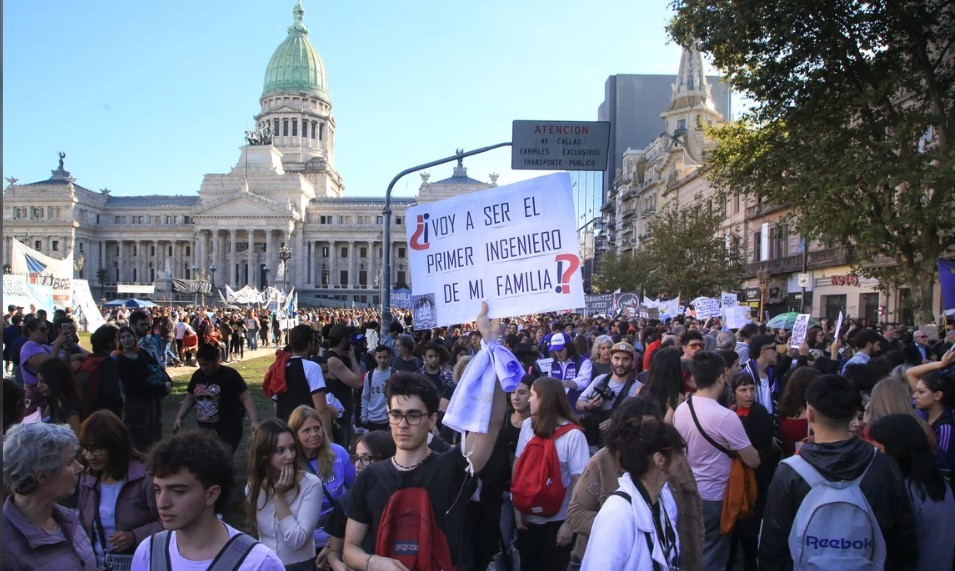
[
  {"xmin": 93, "ymin": 480, "xmax": 124, "ymax": 566},
  {"xmin": 131, "ymin": 522, "xmax": 284, "ymax": 570},
  {"xmin": 270, "ymin": 357, "xmax": 326, "ymax": 402},
  {"xmin": 673, "ymin": 395, "xmax": 753, "ymax": 501},
  {"xmin": 514, "ymin": 418, "xmax": 590, "ymax": 524}
]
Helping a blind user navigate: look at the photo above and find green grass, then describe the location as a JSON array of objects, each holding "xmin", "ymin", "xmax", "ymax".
[{"xmin": 162, "ymin": 350, "xmax": 279, "ymax": 532}]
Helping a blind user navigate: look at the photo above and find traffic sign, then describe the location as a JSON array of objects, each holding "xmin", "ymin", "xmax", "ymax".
[{"xmin": 512, "ymin": 120, "xmax": 610, "ymax": 171}]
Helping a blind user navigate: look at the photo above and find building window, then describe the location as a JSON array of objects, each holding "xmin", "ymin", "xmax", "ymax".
[
  {"xmin": 274, "ymin": 119, "xmax": 280, "ymax": 136},
  {"xmin": 359, "ymin": 270, "xmax": 367, "ymax": 286},
  {"xmin": 319, "ymin": 215, "xmax": 331, "ymax": 224},
  {"xmin": 860, "ymin": 293, "xmax": 879, "ymax": 323},
  {"xmin": 301, "ymin": 121, "xmax": 307, "ymax": 138},
  {"xmin": 376, "ymin": 215, "xmax": 383, "ymax": 224},
  {"xmin": 185, "ymin": 246, "xmax": 191, "ymax": 256},
  {"xmin": 360, "ymin": 247, "xmax": 367, "ymax": 257},
  {"xmin": 312, "ymin": 121, "xmax": 318, "ymax": 139},
  {"xmin": 398, "ymin": 247, "xmax": 406, "ymax": 258},
  {"xmin": 283, "ymin": 119, "xmax": 289, "ymax": 136},
  {"xmin": 770, "ymin": 226, "xmax": 788, "ymax": 259},
  {"xmin": 752, "ymin": 231, "xmax": 761, "ymax": 263},
  {"xmin": 51, "ymin": 240, "xmax": 59, "ymax": 252},
  {"xmin": 340, "ymin": 270, "xmax": 348, "ymax": 285},
  {"xmin": 96, "ymin": 214, "xmax": 100, "ymax": 224},
  {"xmin": 292, "ymin": 119, "xmax": 298, "ymax": 136},
  {"xmin": 35, "ymin": 240, "xmax": 42, "ymax": 250},
  {"xmin": 824, "ymin": 295, "xmax": 846, "ymax": 324},
  {"xmin": 395, "ymin": 216, "xmax": 403, "ymax": 225},
  {"xmin": 397, "ymin": 270, "xmax": 406, "ymax": 285},
  {"xmin": 340, "ymin": 246, "xmax": 348, "ymax": 258},
  {"xmin": 319, "ymin": 124, "xmax": 324, "ymax": 140},
  {"xmin": 321, "ymin": 246, "xmax": 329, "ymax": 257}
]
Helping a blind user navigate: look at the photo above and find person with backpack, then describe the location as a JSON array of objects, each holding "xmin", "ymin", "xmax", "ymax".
[
  {"xmin": 247, "ymin": 419, "xmax": 324, "ymax": 570},
  {"xmin": 131, "ymin": 429, "xmax": 284, "ymax": 570},
  {"xmin": 580, "ymin": 418, "xmax": 686, "ymax": 571},
  {"xmin": 343, "ymin": 303, "xmax": 508, "ymax": 571},
  {"xmin": 869, "ymin": 414, "xmax": 955, "ymax": 571},
  {"xmin": 757, "ymin": 374, "xmax": 919, "ymax": 570},
  {"xmin": 512, "ymin": 376, "xmax": 590, "ymax": 571},
  {"xmin": 576, "ymin": 342, "xmax": 642, "ymax": 449},
  {"xmin": 74, "ymin": 325, "xmax": 124, "ymax": 419},
  {"xmin": 673, "ymin": 351, "xmax": 760, "ymax": 571}
]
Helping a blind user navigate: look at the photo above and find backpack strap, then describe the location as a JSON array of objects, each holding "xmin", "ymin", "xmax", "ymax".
[
  {"xmin": 208, "ymin": 532, "xmax": 258, "ymax": 571},
  {"xmin": 150, "ymin": 530, "xmax": 173, "ymax": 571},
  {"xmin": 551, "ymin": 423, "xmax": 580, "ymax": 440},
  {"xmin": 612, "ymin": 377, "xmax": 637, "ymax": 411},
  {"xmin": 687, "ymin": 395, "xmax": 733, "ymax": 457}
]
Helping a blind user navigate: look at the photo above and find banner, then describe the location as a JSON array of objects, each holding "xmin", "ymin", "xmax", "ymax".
[
  {"xmin": 584, "ymin": 294, "xmax": 614, "ymax": 315},
  {"xmin": 391, "ymin": 288, "xmax": 413, "ymax": 310},
  {"xmin": 10, "ymin": 238, "xmax": 73, "ymax": 307},
  {"xmin": 71, "ymin": 280, "xmax": 106, "ymax": 332},
  {"xmin": 117, "ymin": 283, "xmax": 156, "ymax": 294},
  {"xmin": 939, "ymin": 260, "xmax": 955, "ymax": 311},
  {"xmin": 172, "ymin": 278, "xmax": 212, "ymax": 294},
  {"xmin": 405, "ymin": 173, "xmax": 583, "ymax": 326},
  {"xmin": 659, "ymin": 297, "xmax": 680, "ymax": 318},
  {"xmin": 614, "ymin": 292, "xmax": 640, "ymax": 317},
  {"xmin": 2, "ymin": 274, "xmax": 53, "ymax": 314}
]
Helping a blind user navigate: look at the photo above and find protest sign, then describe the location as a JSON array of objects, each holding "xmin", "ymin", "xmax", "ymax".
[
  {"xmin": 406, "ymin": 173, "xmax": 584, "ymax": 326},
  {"xmin": 391, "ymin": 288, "xmax": 413, "ymax": 310},
  {"xmin": 536, "ymin": 358, "xmax": 554, "ymax": 376},
  {"xmin": 659, "ymin": 297, "xmax": 680, "ymax": 318},
  {"xmin": 693, "ymin": 297, "xmax": 721, "ymax": 320},
  {"xmin": 614, "ymin": 292, "xmax": 640, "ymax": 317},
  {"xmin": 72, "ymin": 280, "xmax": 106, "ymax": 332},
  {"xmin": 725, "ymin": 306, "xmax": 751, "ymax": 330},
  {"xmin": 585, "ymin": 294, "xmax": 613, "ymax": 316},
  {"xmin": 834, "ymin": 311, "xmax": 844, "ymax": 341},
  {"xmin": 790, "ymin": 314, "xmax": 811, "ymax": 348},
  {"xmin": 2, "ymin": 274, "xmax": 53, "ymax": 314},
  {"xmin": 721, "ymin": 292, "xmax": 739, "ymax": 308}
]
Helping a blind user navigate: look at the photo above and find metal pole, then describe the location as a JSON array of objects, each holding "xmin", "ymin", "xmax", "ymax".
[
  {"xmin": 800, "ymin": 236, "xmax": 809, "ymax": 313},
  {"xmin": 381, "ymin": 142, "xmax": 512, "ymax": 331}
]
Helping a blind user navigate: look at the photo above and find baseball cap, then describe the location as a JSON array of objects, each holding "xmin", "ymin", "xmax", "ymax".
[
  {"xmin": 549, "ymin": 332, "xmax": 568, "ymax": 352},
  {"xmin": 610, "ymin": 342, "xmax": 635, "ymax": 357}
]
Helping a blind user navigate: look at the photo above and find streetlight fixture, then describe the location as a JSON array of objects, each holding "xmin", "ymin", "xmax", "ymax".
[
  {"xmin": 263, "ymin": 264, "xmax": 271, "ymax": 286},
  {"xmin": 209, "ymin": 263, "xmax": 217, "ymax": 289},
  {"xmin": 279, "ymin": 242, "xmax": 292, "ymax": 294}
]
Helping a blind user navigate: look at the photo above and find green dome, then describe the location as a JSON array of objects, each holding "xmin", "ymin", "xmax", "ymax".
[{"xmin": 262, "ymin": 1, "xmax": 328, "ymax": 101}]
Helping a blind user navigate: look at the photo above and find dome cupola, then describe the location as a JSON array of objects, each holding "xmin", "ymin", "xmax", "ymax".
[{"xmin": 262, "ymin": 1, "xmax": 328, "ymax": 101}]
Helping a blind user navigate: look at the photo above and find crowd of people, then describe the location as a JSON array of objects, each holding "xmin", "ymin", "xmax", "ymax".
[{"xmin": 3, "ymin": 298, "xmax": 955, "ymax": 571}]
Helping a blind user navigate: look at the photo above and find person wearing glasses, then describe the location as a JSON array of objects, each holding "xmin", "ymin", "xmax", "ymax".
[
  {"xmin": 287, "ymin": 405, "xmax": 355, "ymax": 553},
  {"xmin": 19, "ymin": 317, "xmax": 73, "ymax": 416},
  {"xmin": 76, "ymin": 410, "xmax": 163, "ymax": 570},
  {"xmin": 741, "ymin": 334, "xmax": 790, "ymax": 418},
  {"xmin": 343, "ymin": 303, "xmax": 508, "ymax": 571},
  {"xmin": 316, "ymin": 431, "xmax": 396, "ymax": 571},
  {"xmin": 3, "ymin": 422, "xmax": 95, "ymax": 570}
]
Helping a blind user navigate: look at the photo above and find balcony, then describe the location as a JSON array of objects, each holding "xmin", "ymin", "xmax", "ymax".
[
  {"xmin": 642, "ymin": 205, "xmax": 656, "ymax": 216},
  {"xmin": 745, "ymin": 201, "xmax": 785, "ymax": 220},
  {"xmin": 808, "ymin": 246, "xmax": 853, "ymax": 269},
  {"xmin": 743, "ymin": 253, "xmax": 804, "ymax": 278}
]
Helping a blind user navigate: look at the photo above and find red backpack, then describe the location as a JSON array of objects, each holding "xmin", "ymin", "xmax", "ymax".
[
  {"xmin": 373, "ymin": 466, "xmax": 456, "ymax": 571},
  {"xmin": 511, "ymin": 423, "xmax": 581, "ymax": 517}
]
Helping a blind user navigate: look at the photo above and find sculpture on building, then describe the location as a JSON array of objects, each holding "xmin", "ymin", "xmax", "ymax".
[
  {"xmin": 244, "ymin": 124, "xmax": 274, "ymax": 146},
  {"xmin": 57, "ymin": 152, "xmax": 66, "ymax": 170}
]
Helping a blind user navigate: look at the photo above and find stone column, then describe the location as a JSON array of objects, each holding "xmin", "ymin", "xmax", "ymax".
[
  {"xmin": 211, "ymin": 230, "xmax": 219, "ymax": 281},
  {"xmin": 306, "ymin": 241, "xmax": 312, "ymax": 284},
  {"xmin": 329, "ymin": 240, "xmax": 338, "ymax": 287},
  {"xmin": 248, "ymin": 230, "xmax": 255, "ymax": 288},
  {"xmin": 368, "ymin": 241, "xmax": 377, "ymax": 291},
  {"xmin": 228, "ymin": 230, "xmax": 237, "ymax": 287},
  {"xmin": 348, "ymin": 241, "xmax": 356, "ymax": 290}
]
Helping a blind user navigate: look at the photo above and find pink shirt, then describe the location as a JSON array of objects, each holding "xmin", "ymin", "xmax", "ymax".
[{"xmin": 673, "ymin": 395, "xmax": 753, "ymax": 501}]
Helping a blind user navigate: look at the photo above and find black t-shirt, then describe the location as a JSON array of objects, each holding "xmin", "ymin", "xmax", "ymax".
[
  {"xmin": 345, "ymin": 449, "xmax": 474, "ymax": 562},
  {"xmin": 391, "ymin": 356, "xmax": 421, "ymax": 373},
  {"xmin": 186, "ymin": 365, "xmax": 248, "ymax": 426},
  {"xmin": 325, "ymin": 350, "xmax": 355, "ymax": 415}
]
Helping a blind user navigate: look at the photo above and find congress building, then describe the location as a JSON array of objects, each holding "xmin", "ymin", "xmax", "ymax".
[{"xmin": 2, "ymin": 1, "xmax": 494, "ymax": 307}]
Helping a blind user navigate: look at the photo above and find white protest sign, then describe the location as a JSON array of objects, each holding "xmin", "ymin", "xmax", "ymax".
[
  {"xmin": 834, "ymin": 311, "xmax": 844, "ymax": 341},
  {"xmin": 721, "ymin": 292, "xmax": 739, "ymax": 308},
  {"xmin": 536, "ymin": 358, "xmax": 554, "ymax": 376},
  {"xmin": 660, "ymin": 297, "xmax": 680, "ymax": 317},
  {"xmin": 693, "ymin": 297, "xmax": 721, "ymax": 320},
  {"xmin": 726, "ymin": 306, "xmax": 751, "ymax": 330},
  {"xmin": 405, "ymin": 173, "xmax": 584, "ymax": 327},
  {"xmin": 71, "ymin": 280, "xmax": 106, "ymax": 332},
  {"xmin": 790, "ymin": 314, "xmax": 811, "ymax": 348}
]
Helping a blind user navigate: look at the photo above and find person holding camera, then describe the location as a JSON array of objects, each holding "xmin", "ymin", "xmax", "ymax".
[{"xmin": 577, "ymin": 342, "xmax": 643, "ymax": 450}]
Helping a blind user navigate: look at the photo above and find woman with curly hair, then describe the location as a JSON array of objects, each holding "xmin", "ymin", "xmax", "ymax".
[{"xmin": 246, "ymin": 418, "xmax": 324, "ymax": 570}]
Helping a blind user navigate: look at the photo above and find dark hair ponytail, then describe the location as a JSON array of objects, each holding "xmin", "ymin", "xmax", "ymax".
[{"xmin": 612, "ymin": 418, "xmax": 685, "ymax": 479}]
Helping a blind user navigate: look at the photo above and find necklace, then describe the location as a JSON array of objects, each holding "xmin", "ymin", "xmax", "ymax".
[{"xmin": 392, "ymin": 455, "xmax": 427, "ymax": 471}]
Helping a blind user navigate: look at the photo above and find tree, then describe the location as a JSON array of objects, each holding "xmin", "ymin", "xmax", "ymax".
[
  {"xmin": 594, "ymin": 200, "xmax": 744, "ymax": 299},
  {"xmin": 95, "ymin": 268, "xmax": 108, "ymax": 301},
  {"xmin": 669, "ymin": 0, "xmax": 955, "ymax": 323}
]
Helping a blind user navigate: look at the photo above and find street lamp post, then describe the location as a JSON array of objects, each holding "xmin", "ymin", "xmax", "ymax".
[
  {"xmin": 757, "ymin": 267, "xmax": 771, "ymax": 323},
  {"xmin": 192, "ymin": 264, "xmax": 200, "ymax": 307},
  {"xmin": 279, "ymin": 242, "xmax": 292, "ymax": 295},
  {"xmin": 263, "ymin": 264, "xmax": 270, "ymax": 287},
  {"xmin": 209, "ymin": 263, "xmax": 217, "ymax": 289}
]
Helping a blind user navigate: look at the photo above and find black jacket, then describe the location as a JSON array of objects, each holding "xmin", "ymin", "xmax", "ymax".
[{"xmin": 757, "ymin": 437, "xmax": 918, "ymax": 571}]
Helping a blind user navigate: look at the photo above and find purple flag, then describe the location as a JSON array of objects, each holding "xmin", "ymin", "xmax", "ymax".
[{"xmin": 939, "ymin": 259, "xmax": 955, "ymax": 310}]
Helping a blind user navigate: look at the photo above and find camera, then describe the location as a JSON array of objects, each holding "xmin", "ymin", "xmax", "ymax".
[{"xmin": 591, "ymin": 379, "xmax": 616, "ymax": 402}]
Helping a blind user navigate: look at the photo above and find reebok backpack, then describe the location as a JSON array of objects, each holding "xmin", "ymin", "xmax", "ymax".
[
  {"xmin": 511, "ymin": 423, "xmax": 580, "ymax": 517},
  {"xmin": 372, "ymin": 466, "xmax": 456, "ymax": 571},
  {"xmin": 783, "ymin": 450, "xmax": 887, "ymax": 571}
]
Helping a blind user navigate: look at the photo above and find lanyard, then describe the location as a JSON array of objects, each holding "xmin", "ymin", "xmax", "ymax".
[{"xmin": 633, "ymin": 478, "xmax": 679, "ymax": 570}]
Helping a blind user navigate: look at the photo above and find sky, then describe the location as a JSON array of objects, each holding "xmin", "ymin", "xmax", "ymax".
[{"xmin": 3, "ymin": 0, "xmax": 722, "ymax": 224}]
